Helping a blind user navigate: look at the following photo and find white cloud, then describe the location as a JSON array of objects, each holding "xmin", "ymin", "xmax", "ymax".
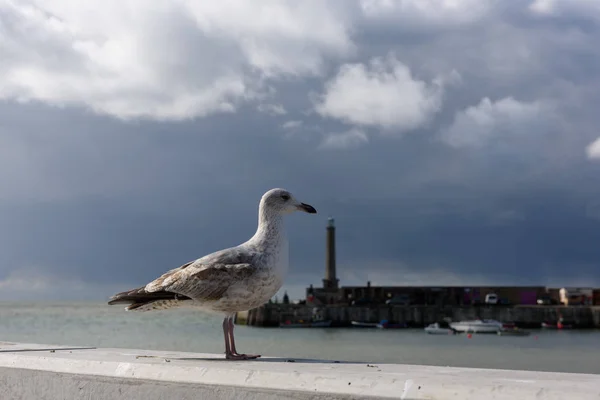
[
  {"xmin": 440, "ymin": 97, "xmax": 548, "ymax": 148},
  {"xmin": 319, "ymin": 128, "xmax": 368, "ymax": 150},
  {"xmin": 314, "ymin": 54, "xmax": 443, "ymax": 132},
  {"xmin": 360, "ymin": 0, "xmax": 493, "ymax": 28},
  {"xmin": 1, "ymin": 0, "xmax": 596, "ymax": 128},
  {"xmin": 0, "ymin": 0, "xmax": 354, "ymax": 120},
  {"xmin": 529, "ymin": 0, "xmax": 555, "ymax": 14},
  {"xmin": 281, "ymin": 120, "xmax": 303, "ymax": 130},
  {"xmin": 585, "ymin": 137, "xmax": 600, "ymax": 160},
  {"xmin": 257, "ymin": 103, "xmax": 287, "ymax": 116},
  {"xmin": 529, "ymin": 0, "xmax": 600, "ymax": 18}
]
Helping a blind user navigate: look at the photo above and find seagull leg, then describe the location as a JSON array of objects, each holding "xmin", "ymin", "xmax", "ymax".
[
  {"xmin": 222, "ymin": 317, "xmax": 232, "ymax": 357},
  {"xmin": 225, "ymin": 315, "xmax": 260, "ymax": 360}
]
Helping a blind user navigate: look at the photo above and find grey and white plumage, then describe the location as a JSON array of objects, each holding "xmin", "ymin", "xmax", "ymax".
[{"xmin": 108, "ymin": 188, "xmax": 316, "ymax": 359}]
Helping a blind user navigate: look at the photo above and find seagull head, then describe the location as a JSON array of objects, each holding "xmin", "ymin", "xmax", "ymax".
[{"xmin": 261, "ymin": 188, "xmax": 317, "ymax": 216}]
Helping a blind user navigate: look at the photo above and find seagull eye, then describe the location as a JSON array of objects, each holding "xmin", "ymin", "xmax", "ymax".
[{"xmin": 281, "ymin": 194, "xmax": 290, "ymax": 201}]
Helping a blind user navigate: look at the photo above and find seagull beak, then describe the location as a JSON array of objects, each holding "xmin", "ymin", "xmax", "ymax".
[{"xmin": 297, "ymin": 203, "xmax": 317, "ymax": 214}]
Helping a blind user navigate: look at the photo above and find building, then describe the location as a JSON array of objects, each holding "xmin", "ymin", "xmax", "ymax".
[{"xmin": 559, "ymin": 287, "xmax": 595, "ymax": 305}]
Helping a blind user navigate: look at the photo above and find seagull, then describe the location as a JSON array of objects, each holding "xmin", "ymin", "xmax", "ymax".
[{"xmin": 108, "ymin": 188, "xmax": 317, "ymax": 360}]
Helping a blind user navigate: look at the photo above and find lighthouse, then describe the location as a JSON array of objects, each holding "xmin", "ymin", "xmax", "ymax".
[{"xmin": 322, "ymin": 217, "xmax": 339, "ymax": 290}]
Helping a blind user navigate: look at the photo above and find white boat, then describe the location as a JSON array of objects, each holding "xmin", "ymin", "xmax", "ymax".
[
  {"xmin": 424, "ymin": 322, "xmax": 456, "ymax": 335},
  {"xmin": 450, "ymin": 319, "xmax": 503, "ymax": 333},
  {"xmin": 351, "ymin": 321, "xmax": 379, "ymax": 328}
]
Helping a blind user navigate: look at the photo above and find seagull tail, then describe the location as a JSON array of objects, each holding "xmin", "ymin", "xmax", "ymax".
[{"xmin": 108, "ymin": 287, "xmax": 191, "ymax": 311}]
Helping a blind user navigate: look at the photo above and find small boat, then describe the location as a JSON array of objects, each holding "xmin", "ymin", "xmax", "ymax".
[
  {"xmin": 424, "ymin": 322, "xmax": 456, "ymax": 335},
  {"xmin": 311, "ymin": 320, "xmax": 333, "ymax": 328},
  {"xmin": 541, "ymin": 321, "xmax": 573, "ymax": 329},
  {"xmin": 450, "ymin": 319, "xmax": 503, "ymax": 333},
  {"xmin": 279, "ymin": 320, "xmax": 332, "ymax": 328},
  {"xmin": 351, "ymin": 321, "xmax": 379, "ymax": 328},
  {"xmin": 497, "ymin": 328, "xmax": 531, "ymax": 337},
  {"xmin": 376, "ymin": 320, "xmax": 408, "ymax": 329}
]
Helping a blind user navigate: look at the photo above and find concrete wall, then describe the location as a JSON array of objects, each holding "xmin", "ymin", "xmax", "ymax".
[
  {"xmin": 1, "ymin": 342, "xmax": 599, "ymax": 400},
  {"xmin": 592, "ymin": 306, "xmax": 600, "ymax": 327}
]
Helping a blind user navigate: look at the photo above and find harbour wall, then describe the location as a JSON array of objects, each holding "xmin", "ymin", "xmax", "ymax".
[
  {"xmin": 1, "ymin": 341, "xmax": 599, "ymax": 399},
  {"xmin": 244, "ymin": 304, "xmax": 600, "ymax": 328}
]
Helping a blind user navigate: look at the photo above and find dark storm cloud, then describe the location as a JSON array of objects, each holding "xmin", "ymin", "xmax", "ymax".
[{"xmin": 2, "ymin": 101, "xmax": 600, "ymax": 299}]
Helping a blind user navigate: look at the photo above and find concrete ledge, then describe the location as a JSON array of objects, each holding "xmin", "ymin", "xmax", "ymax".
[{"xmin": 0, "ymin": 342, "xmax": 599, "ymax": 399}]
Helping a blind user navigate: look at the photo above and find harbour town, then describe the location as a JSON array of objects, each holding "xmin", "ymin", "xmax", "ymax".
[{"xmin": 237, "ymin": 218, "xmax": 600, "ymax": 331}]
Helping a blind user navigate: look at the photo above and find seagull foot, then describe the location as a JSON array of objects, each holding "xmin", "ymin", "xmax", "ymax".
[{"xmin": 226, "ymin": 353, "xmax": 261, "ymax": 360}]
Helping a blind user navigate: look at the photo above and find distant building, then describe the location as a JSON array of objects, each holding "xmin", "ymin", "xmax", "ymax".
[{"xmin": 559, "ymin": 287, "xmax": 594, "ymax": 305}]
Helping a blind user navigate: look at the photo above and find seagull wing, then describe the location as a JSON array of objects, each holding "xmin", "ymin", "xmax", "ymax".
[{"xmin": 144, "ymin": 247, "xmax": 258, "ymax": 301}]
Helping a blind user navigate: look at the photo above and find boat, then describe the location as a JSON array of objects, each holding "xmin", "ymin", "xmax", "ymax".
[
  {"xmin": 352, "ymin": 320, "xmax": 407, "ymax": 329},
  {"xmin": 351, "ymin": 321, "xmax": 379, "ymax": 328},
  {"xmin": 541, "ymin": 321, "xmax": 573, "ymax": 329},
  {"xmin": 424, "ymin": 322, "xmax": 456, "ymax": 335},
  {"xmin": 449, "ymin": 319, "xmax": 503, "ymax": 333},
  {"xmin": 497, "ymin": 328, "xmax": 531, "ymax": 336},
  {"xmin": 310, "ymin": 320, "xmax": 333, "ymax": 328},
  {"xmin": 376, "ymin": 320, "xmax": 408, "ymax": 329},
  {"xmin": 279, "ymin": 320, "xmax": 332, "ymax": 328}
]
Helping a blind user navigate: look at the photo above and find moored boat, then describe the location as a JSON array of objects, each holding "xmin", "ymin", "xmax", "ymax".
[
  {"xmin": 497, "ymin": 328, "xmax": 531, "ymax": 336},
  {"xmin": 450, "ymin": 319, "xmax": 503, "ymax": 333},
  {"xmin": 279, "ymin": 320, "xmax": 332, "ymax": 328},
  {"xmin": 310, "ymin": 320, "xmax": 333, "ymax": 328},
  {"xmin": 351, "ymin": 321, "xmax": 379, "ymax": 328},
  {"xmin": 424, "ymin": 322, "xmax": 456, "ymax": 335},
  {"xmin": 541, "ymin": 321, "xmax": 573, "ymax": 329},
  {"xmin": 376, "ymin": 320, "xmax": 408, "ymax": 329}
]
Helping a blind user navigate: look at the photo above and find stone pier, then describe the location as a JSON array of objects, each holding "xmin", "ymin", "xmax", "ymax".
[
  {"xmin": 0, "ymin": 342, "xmax": 599, "ymax": 399},
  {"xmin": 246, "ymin": 304, "xmax": 600, "ymax": 328}
]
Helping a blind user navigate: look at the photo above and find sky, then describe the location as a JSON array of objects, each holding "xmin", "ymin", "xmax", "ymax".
[{"xmin": 1, "ymin": 0, "xmax": 600, "ymax": 301}]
